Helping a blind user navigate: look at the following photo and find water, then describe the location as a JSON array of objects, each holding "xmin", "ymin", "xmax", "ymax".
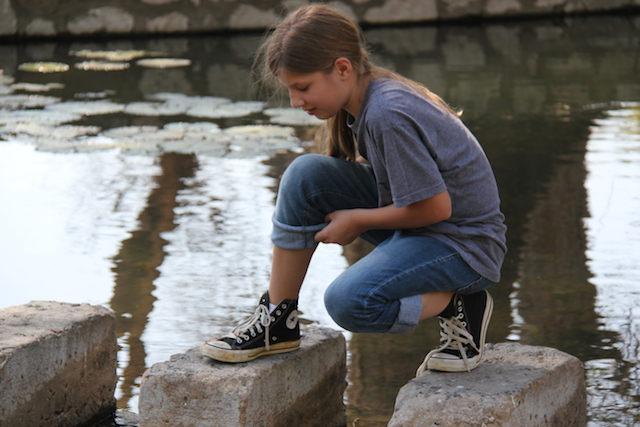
[{"xmin": 1, "ymin": 14, "xmax": 640, "ymax": 426}]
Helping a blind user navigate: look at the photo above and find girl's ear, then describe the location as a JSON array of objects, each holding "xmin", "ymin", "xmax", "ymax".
[{"xmin": 333, "ymin": 57, "xmax": 353, "ymax": 79}]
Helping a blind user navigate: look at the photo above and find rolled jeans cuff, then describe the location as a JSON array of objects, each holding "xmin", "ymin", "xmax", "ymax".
[
  {"xmin": 272, "ymin": 215, "xmax": 326, "ymax": 250},
  {"xmin": 387, "ymin": 294, "xmax": 422, "ymax": 334}
]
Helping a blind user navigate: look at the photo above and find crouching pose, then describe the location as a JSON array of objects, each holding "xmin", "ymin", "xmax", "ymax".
[{"xmin": 201, "ymin": 4, "xmax": 507, "ymax": 375}]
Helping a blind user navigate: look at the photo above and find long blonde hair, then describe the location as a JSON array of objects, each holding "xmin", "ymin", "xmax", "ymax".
[{"xmin": 256, "ymin": 4, "xmax": 456, "ymax": 161}]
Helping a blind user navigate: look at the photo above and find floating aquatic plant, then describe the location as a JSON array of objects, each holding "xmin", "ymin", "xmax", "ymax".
[
  {"xmin": 123, "ymin": 94, "xmax": 236, "ymax": 118},
  {"xmin": 74, "ymin": 61, "xmax": 131, "ymax": 71},
  {"xmin": 0, "ymin": 110, "xmax": 82, "ymax": 126},
  {"xmin": 46, "ymin": 100, "xmax": 125, "ymax": 116},
  {"xmin": 123, "ymin": 101, "xmax": 187, "ymax": 116},
  {"xmin": 162, "ymin": 94, "xmax": 230, "ymax": 107},
  {"xmin": 136, "ymin": 58, "xmax": 192, "ymax": 69},
  {"xmin": 101, "ymin": 126, "xmax": 160, "ymax": 139},
  {"xmin": 186, "ymin": 101, "xmax": 266, "ymax": 119},
  {"xmin": 74, "ymin": 90, "xmax": 117, "ymax": 100},
  {"xmin": 70, "ymin": 49, "xmax": 163, "ymax": 62},
  {"xmin": 0, "ymin": 94, "xmax": 61, "ymax": 110},
  {"xmin": 0, "ymin": 71, "xmax": 15, "ymax": 85},
  {"xmin": 164, "ymin": 121, "xmax": 220, "ymax": 134},
  {"xmin": 11, "ymin": 82, "xmax": 64, "ymax": 92},
  {"xmin": 263, "ymin": 107, "xmax": 323, "ymax": 126},
  {"xmin": 0, "ymin": 122, "xmax": 100, "ymax": 138},
  {"xmin": 18, "ymin": 62, "xmax": 70, "ymax": 73}
]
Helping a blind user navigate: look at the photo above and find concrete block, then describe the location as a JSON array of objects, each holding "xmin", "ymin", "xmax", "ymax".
[
  {"xmin": 388, "ymin": 342, "xmax": 586, "ymax": 427},
  {"xmin": 138, "ymin": 325, "xmax": 347, "ymax": 427},
  {"xmin": 0, "ymin": 301, "xmax": 117, "ymax": 427}
]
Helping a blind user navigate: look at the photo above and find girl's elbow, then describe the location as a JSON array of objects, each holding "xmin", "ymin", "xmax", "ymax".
[{"xmin": 440, "ymin": 208, "xmax": 452, "ymax": 223}]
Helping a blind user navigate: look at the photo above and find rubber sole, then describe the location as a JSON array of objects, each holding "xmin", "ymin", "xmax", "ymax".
[{"xmin": 200, "ymin": 340, "xmax": 301, "ymax": 363}]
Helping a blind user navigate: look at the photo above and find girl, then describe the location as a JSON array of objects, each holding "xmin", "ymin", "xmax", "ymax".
[{"xmin": 201, "ymin": 4, "xmax": 507, "ymax": 375}]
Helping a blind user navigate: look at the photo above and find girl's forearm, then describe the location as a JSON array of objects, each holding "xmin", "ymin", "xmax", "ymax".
[{"xmin": 355, "ymin": 190, "xmax": 451, "ymax": 231}]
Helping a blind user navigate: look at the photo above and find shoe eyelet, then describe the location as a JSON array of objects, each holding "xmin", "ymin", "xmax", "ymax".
[
  {"xmin": 282, "ymin": 304, "xmax": 287, "ymax": 309},
  {"xmin": 276, "ymin": 310, "xmax": 282, "ymax": 316}
]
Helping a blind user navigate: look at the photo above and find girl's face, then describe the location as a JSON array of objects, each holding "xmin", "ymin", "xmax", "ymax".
[{"xmin": 278, "ymin": 65, "xmax": 352, "ymax": 120}]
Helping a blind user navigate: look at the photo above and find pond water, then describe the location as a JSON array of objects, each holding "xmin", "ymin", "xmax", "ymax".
[{"xmin": 1, "ymin": 13, "xmax": 639, "ymax": 426}]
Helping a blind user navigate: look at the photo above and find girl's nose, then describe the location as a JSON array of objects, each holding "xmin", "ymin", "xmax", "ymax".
[{"xmin": 289, "ymin": 92, "xmax": 304, "ymax": 109}]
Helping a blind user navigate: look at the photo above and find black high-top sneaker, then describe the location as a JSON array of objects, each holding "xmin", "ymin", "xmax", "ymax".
[
  {"xmin": 201, "ymin": 292, "xmax": 300, "ymax": 363},
  {"xmin": 416, "ymin": 290, "xmax": 493, "ymax": 375}
]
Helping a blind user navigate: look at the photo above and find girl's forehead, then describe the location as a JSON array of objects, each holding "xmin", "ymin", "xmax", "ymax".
[{"xmin": 278, "ymin": 70, "xmax": 322, "ymax": 86}]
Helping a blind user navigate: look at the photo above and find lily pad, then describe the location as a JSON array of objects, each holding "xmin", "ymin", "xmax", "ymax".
[
  {"xmin": 123, "ymin": 101, "xmax": 187, "ymax": 116},
  {"xmin": 0, "ymin": 94, "xmax": 61, "ymax": 110},
  {"xmin": 11, "ymin": 82, "xmax": 65, "ymax": 92},
  {"xmin": 222, "ymin": 124, "xmax": 296, "ymax": 139},
  {"xmin": 0, "ymin": 72, "xmax": 15, "ymax": 85},
  {"xmin": 136, "ymin": 58, "xmax": 192, "ymax": 69},
  {"xmin": 75, "ymin": 90, "xmax": 117, "ymax": 100},
  {"xmin": 186, "ymin": 101, "xmax": 266, "ymax": 119},
  {"xmin": 101, "ymin": 126, "xmax": 159, "ymax": 139},
  {"xmin": 263, "ymin": 107, "xmax": 323, "ymax": 126},
  {"xmin": 74, "ymin": 61, "xmax": 131, "ymax": 71},
  {"xmin": 70, "ymin": 49, "xmax": 163, "ymax": 62},
  {"xmin": 164, "ymin": 121, "xmax": 220, "ymax": 134},
  {"xmin": 217, "ymin": 125, "xmax": 301, "ymax": 158},
  {"xmin": 0, "ymin": 122, "xmax": 100, "ymax": 138},
  {"xmin": 46, "ymin": 100, "xmax": 125, "ymax": 116},
  {"xmin": 18, "ymin": 62, "xmax": 70, "ymax": 73},
  {"xmin": 0, "ymin": 110, "xmax": 83, "ymax": 126}
]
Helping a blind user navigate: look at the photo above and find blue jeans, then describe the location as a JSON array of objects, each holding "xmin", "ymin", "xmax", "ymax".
[{"xmin": 272, "ymin": 154, "xmax": 494, "ymax": 334}]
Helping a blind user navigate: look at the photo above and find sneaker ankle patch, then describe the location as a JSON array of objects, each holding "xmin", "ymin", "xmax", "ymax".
[{"xmin": 286, "ymin": 310, "xmax": 298, "ymax": 329}]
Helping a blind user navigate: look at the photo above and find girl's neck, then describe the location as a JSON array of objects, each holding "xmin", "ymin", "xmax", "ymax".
[{"xmin": 344, "ymin": 74, "xmax": 372, "ymax": 118}]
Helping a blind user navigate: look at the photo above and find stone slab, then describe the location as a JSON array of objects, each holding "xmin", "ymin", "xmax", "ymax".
[
  {"xmin": 0, "ymin": 301, "xmax": 118, "ymax": 427},
  {"xmin": 138, "ymin": 325, "xmax": 347, "ymax": 427},
  {"xmin": 388, "ymin": 342, "xmax": 586, "ymax": 427}
]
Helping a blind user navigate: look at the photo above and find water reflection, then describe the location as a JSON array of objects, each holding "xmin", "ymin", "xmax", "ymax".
[
  {"xmin": 110, "ymin": 153, "xmax": 198, "ymax": 408},
  {"xmin": 583, "ymin": 106, "xmax": 640, "ymax": 426},
  {"xmin": 1, "ymin": 13, "xmax": 640, "ymax": 427}
]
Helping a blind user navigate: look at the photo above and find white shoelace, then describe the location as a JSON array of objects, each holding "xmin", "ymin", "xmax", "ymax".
[
  {"xmin": 416, "ymin": 316, "xmax": 479, "ymax": 376},
  {"xmin": 230, "ymin": 304, "xmax": 273, "ymax": 350}
]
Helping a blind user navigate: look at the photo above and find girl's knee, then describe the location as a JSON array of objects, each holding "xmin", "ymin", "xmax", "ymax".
[
  {"xmin": 279, "ymin": 154, "xmax": 329, "ymax": 195},
  {"xmin": 282, "ymin": 153, "xmax": 328, "ymax": 179},
  {"xmin": 324, "ymin": 282, "xmax": 356, "ymax": 329},
  {"xmin": 324, "ymin": 281, "xmax": 379, "ymax": 333}
]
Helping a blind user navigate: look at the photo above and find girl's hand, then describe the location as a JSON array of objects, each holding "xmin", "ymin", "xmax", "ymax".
[
  {"xmin": 314, "ymin": 209, "xmax": 363, "ymax": 246},
  {"xmin": 313, "ymin": 190, "xmax": 451, "ymax": 246}
]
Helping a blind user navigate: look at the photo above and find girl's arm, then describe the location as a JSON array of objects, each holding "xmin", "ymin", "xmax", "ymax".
[{"xmin": 315, "ymin": 190, "xmax": 451, "ymax": 245}]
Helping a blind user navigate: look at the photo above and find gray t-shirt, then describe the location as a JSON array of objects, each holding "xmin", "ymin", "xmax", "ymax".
[{"xmin": 349, "ymin": 78, "xmax": 507, "ymax": 282}]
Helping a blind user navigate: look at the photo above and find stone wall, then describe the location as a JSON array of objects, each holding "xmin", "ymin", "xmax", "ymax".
[{"xmin": 2, "ymin": 0, "xmax": 639, "ymax": 39}]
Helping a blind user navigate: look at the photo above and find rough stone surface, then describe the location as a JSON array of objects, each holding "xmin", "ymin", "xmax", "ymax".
[
  {"xmin": 0, "ymin": 301, "xmax": 118, "ymax": 427},
  {"xmin": 388, "ymin": 342, "xmax": 586, "ymax": 427},
  {"xmin": 138, "ymin": 325, "xmax": 347, "ymax": 427},
  {"xmin": 2, "ymin": 0, "xmax": 640, "ymax": 39}
]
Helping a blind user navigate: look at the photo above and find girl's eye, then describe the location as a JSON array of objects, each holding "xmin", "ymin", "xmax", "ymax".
[{"xmin": 298, "ymin": 86, "xmax": 309, "ymax": 92}]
